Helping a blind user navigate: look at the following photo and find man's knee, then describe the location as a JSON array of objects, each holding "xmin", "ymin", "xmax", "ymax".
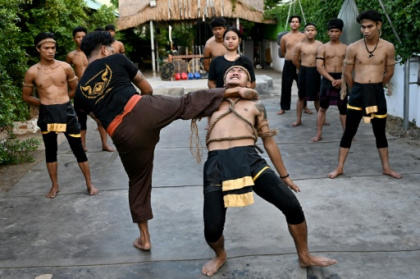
[{"xmin": 284, "ymin": 198, "xmax": 305, "ymax": 225}]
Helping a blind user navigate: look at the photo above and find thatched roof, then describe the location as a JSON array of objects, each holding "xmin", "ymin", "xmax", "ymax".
[{"xmin": 118, "ymin": 0, "xmax": 271, "ymax": 30}]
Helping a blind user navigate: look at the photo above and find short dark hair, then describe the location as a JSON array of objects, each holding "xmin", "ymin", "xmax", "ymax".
[
  {"xmin": 81, "ymin": 31, "xmax": 115, "ymax": 59},
  {"xmin": 105, "ymin": 24, "xmax": 116, "ymax": 31},
  {"xmin": 34, "ymin": 32, "xmax": 56, "ymax": 47},
  {"xmin": 210, "ymin": 17, "xmax": 226, "ymax": 29},
  {"xmin": 328, "ymin": 18, "xmax": 344, "ymax": 31},
  {"xmin": 289, "ymin": 15, "xmax": 301, "ymax": 23},
  {"xmin": 223, "ymin": 26, "xmax": 242, "ymax": 40},
  {"xmin": 357, "ymin": 10, "xmax": 382, "ymax": 23},
  {"xmin": 73, "ymin": 26, "xmax": 87, "ymax": 38}
]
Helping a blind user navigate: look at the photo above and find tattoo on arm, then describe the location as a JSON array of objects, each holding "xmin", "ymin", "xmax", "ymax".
[{"xmin": 255, "ymin": 102, "xmax": 267, "ymax": 120}]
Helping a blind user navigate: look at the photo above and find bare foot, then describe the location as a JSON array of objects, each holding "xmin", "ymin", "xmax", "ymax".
[
  {"xmin": 300, "ymin": 255, "xmax": 337, "ymax": 267},
  {"xmin": 277, "ymin": 109, "xmax": 286, "ymax": 115},
  {"xmin": 202, "ymin": 256, "xmax": 226, "ymax": 277},
  {"xmin": 102, "ymin": 145, "xmax": 115, "ymax": 152},
  {"xmin": 328, "ymin": 168, "xmax": 343, "ymax": 179},
  {"xmin": 46, "ymin": 187, "xmax": 60, "ymax": 199},
  {"xmin": 304, "ymin": 107, "xmax": 313, "ymax": 114},
  {"xmin": 88, "ymin": 185, "xmax": 99, "ymax": 196},
  {"xmin": 311, "ymin": 135, "xmax": 322, "ymax": 142},
  {"xmin": 292, "ymin": 121, "xmax": 301, "ymax": 127},
  {"xmin": 133, "ymin": 237, "xmax": 151, "ymax": 251},
  {"xmin": 383, "ymin": 168, "xmax": 402, "ymax": 179}
]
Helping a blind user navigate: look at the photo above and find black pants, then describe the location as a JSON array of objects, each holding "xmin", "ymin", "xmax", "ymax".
[
  {"xmin": 42, "ymin": 132, "xmax": 87, "ymax": 163},
  {"xmin": 204, "ymin": 167, "xmax": 305, "ymax": 243},
  {"xmin": 340, "ymin": 109, "xmax": 388, "ymax": 149},
  {"xmin": 281, "ymin": 60, "xmax": 307, "ymax": 110}
]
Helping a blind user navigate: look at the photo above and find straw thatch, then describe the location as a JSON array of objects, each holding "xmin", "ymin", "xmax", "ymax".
[{"xmin": 118, "ymin": 0, "xmax": 271, "ymax": 30}]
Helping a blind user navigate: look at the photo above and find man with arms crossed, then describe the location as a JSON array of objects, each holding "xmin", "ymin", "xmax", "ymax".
[
  {"xmin": 278, "ymin": 15, "xmax": 312, "ymax": 115},
  {"xmin": 66, "ymin": 26, "xmax": 114, "ymax": 152},
  {"xmin": 75, "ymin": 31, "xmax": 259, "ymax": 252},
  {"xmin": 328, "ymin": 10, "xmax": 401, "ymax": 179},
  {"xmin": 292, "ymin": 23, "xmax": 323, "ymax": 127},
  {"xmin": 22, "ymin": 32, "xmax": 99, "ymax": 198},
  {"xmin": 202, "ymin": 17, "xmax": 227, "ymax": 72},
  {"xmin": 312, "ymin": 19, "xmax": 348, "ymax": 142},
  {"xmin": 202, "ymin": 65, "xmax": 337, "ymax": 276}
]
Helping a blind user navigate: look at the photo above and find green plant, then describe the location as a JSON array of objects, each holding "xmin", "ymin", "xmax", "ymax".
[{"xmin": 0, "ymin": 137, "xmax": 40, "ymax": 165}]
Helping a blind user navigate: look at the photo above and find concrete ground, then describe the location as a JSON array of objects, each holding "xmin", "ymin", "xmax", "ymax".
[{"xmin": 1, "ymin": 69, "xmax": 419, "ymax": 279}]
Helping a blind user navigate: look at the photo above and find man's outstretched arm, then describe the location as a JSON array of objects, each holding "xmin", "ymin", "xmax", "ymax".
[{"xmin": 256, "ymin": 103, "xmax": 300, "ymax": 192}]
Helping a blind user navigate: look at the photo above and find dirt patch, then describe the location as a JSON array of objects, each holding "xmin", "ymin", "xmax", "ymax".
[
  {"xmin": 0, "ymin": 132, "xmax": 45, "ymax": 192},
  {"xmin": 386, "ymin": 115, "xmax": 420, "ymax": 147}
]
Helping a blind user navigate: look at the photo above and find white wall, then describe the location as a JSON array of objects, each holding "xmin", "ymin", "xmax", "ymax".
[{"xmin": 386, "ymin": 59, "xmax": 420, "ymax": 127}]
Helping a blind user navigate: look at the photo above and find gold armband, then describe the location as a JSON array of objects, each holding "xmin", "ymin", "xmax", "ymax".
[
  {"xmin": 22, "ymin": 82, "xmax": 34, "ymax": 88},
  {"xmin": 68, "ymin": 76, "xmax": 78, "ymax": 82}
]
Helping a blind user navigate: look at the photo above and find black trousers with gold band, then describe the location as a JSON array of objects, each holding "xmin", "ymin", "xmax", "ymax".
[{"xmin": 203, "ymin": 146, "xmax": 305, "ymax": 243}]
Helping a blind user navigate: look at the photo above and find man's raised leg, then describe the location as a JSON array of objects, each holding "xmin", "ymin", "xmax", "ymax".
[
  {"xmin": 134, "ymin": 221, "xmax": 151, "ymax": 251},
  {"xmin": 288, "ymin": 222, "xmax": 337, "ymax": 267},
  {"xmin": 202, "ymin": 236, "xmax": 227, "ymax": 277},
  {"xmin": 378, "ymin": 147, "xmax": 402, "ymax": 179},
  {"xmin": 46, "ymin": 162, "xmax": 59, "ymax": 198}
]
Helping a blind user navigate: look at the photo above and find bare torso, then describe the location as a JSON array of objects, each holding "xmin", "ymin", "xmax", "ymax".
[
  {"xmin": 66, "ymin": 50, "xmax": 88, "ymax": 78},
  {"xmin": 206, "ymin": 36, "xmax": 228, "ymax": 58},
  {"xmin": 296, "ymin": 40, "xmax": 323, "ymax": 67},
  {"xmin": 25, "ymin": 60, "xmax": 73, "ymax": 105},
  {"xmin": 207, "ymin": 99, "xmax": 259, "ymax": 151},
  {"xmin": 349, "ymin": 39, "xmax": 395, "ymax": 83},
  {"xmin": 320, "ymin": 42, "xmax": 347, "ymax": 73},
  {"xmin": 282, "ymin": 32, "xmax": 305, "ymax": 61},
  {"xmin": 112, "ymin": 40, "xmax": 125, "ymax": 54},
  {"xmin": 203, "ymin": 36, "xmax": 228, "ymax": 72}
]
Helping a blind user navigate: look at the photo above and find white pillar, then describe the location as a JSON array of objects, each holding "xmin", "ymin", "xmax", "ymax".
[{"xmin": 150, "ymin": 21, "xmax": 156, "ymax": 77}]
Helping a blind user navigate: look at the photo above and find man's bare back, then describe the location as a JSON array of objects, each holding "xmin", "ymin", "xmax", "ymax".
[{"xmin": 66, "ymin": 50, "xmax": 88, "ymax": 78}]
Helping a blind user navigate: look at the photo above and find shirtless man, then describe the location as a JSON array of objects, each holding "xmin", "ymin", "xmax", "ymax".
[
  {"xmin": 22, "ymin": 32, "xmax": 99, "ymax": 198},
  {"xmin": 66, "ymin": 26, "xmax": 114, "ymax": 152},
  {"xmin": 201, "ymin": 65, "xmax": 337, "ymax": 276},
  {"xmin": 328, "ymin": 10, "xmax": 402, "ymax": 179},
  {"xmin": 105, "ymin": 24, "xmax": 125, "ymax": 54},
  {"xmin": 292, "ymin": 23, "xmax": 323, "ymax": 127},
  {"xmin": 312, "ymin": 19, "xmax": 348, "ymax": 142},
  {"xmin": 202, "ymin": 17, "xmax": 227, "ymax": 72},
  {"xmin": 277, "ymin": 15, "xmax": 312, "ymax": 115}
]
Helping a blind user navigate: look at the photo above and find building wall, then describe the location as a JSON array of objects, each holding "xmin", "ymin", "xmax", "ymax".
[{"xmin": 386, "ymin": 59, "xmax": 420, "ymax": 128}]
